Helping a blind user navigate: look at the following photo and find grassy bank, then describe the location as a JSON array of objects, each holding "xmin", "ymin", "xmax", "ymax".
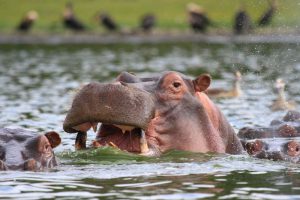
[{"xmin": 0, "ymin": 0, "xmax": 299, "ymax": 33}]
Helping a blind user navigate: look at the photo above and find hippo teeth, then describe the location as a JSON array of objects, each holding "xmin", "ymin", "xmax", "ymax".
[
  {"xmin": 92, "ymin": 123, "xmax": 98, "ymax": 133},
  {"xmin": 113, "ymin": 124, "xmax": 135, "ymax": 134},
  {"xmin": 140, "ymin": 130, "xmax": 149, "ymax": 154},
  {"xmin": 73, "ymin": 122, "xmax": 150, "ymax": 154},
  {"xmin": 109, "ymin": 141, "xmax": 118, "ymax": 148}
]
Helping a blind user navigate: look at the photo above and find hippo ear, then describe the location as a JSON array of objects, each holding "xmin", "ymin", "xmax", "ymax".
[
  {"xmin": 45, "ymin": 131, "xmax": 61, "ymax": 149},
  {"xmin": 193, "ymin": 74, "xmax": 211, "ymax": 92}
]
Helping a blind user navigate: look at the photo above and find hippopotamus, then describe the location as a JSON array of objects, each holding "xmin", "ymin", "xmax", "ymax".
[
  {"xmin": 239, "ymin": 111, "xmax": 300, "ymax": 162},
  {"xmin": 0, "ymin": 128, "xmax": 61, "ymax": 171},
  {"xmin": 238, "ymin": 111, "xmax": 300, "ymax": 139},
  {"xmin": 63, "ymin": 71, "xmax": 243, "ymax": 156},
  {"xmin": 241, "ymin": 139, "xmax": 300, "ymax": 163}
]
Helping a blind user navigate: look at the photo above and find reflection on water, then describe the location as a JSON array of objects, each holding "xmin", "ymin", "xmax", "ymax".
[{"xmin": 0, "ymin": 43, "xmax": 300, "ymax": 199}]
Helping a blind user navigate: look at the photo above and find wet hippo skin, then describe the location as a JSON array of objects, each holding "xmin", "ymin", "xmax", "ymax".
[
  {"xmin": 63, "ymin": 71, "xmax": 243, "ymax": 156},
  {"xmin": 241, "ymin": 139, "xmax": 300, "ymax": 163},
  {"xmin": 0, "ymin": 128, "xmax": 61, "ymax": 171},
  {"xmin": 238, "ymin": 111, "xmax": 300, "ymax": 139},
  {"xmin": 239, "ymin": 111, "xmax": 300, "ymax": 162}
]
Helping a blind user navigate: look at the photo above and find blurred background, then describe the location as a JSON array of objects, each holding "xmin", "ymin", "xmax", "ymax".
[{"xmin": 0, "ymin": 0, "xmax": 299, "ymax": 34}]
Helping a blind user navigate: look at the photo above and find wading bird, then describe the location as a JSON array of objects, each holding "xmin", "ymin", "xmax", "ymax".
[
  {"xmin": 98, "ymin": 12, "xmax": 118, "ymax": 32},
  {"xmin": 17, "ymin": 10, "xmax": 39, "ymax": 32},
  {"xmin": 63, "ymin": 3, "xmax": 85, "ymax": 31},
  {"xmin": 139, "ymin": 13, "xmax": 156, "ymax": 33},
  {"xmin": 234, "ymin": 5, "xmax": 253, "ymax": 34},
  {"xmin": 258, "ymin": 0, "xmax": 277, "ymax": 26},
  {"xmin": 187, "ymin": 3, "xmax": 210, "ymax": 33}
]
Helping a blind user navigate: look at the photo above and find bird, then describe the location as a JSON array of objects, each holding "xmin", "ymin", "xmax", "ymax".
[
  {"xmin": 258, "ymin": 0, "xmax": 277, "ymax": 26},
  {"xmin": 271, "ymin": 79, "xmax": 296, "ymax": 111},
  {"xmin": 233, "ymin": 4, "xmax": 253, "ymax": 34},
  {"xmin": 206, "ymin": 71, "xmax": 242, "ymax": 99},
  {"xmin": 98, "ymin": 12, "xmax": 118, "ymax": 31},
  {"xmin": 187, "ymin": 3, "xmax": 210, "ymax": 33},
  {"xmin": 63, "ymin": 3, "xmax": 85, "ymax": 31},
  {"xmin": 139, "ymin": 13, "xmax": 156, "ymax": 33},
  {"xmin": 16, "ymin": 10, "xmax": 39, "ymax": 32}
]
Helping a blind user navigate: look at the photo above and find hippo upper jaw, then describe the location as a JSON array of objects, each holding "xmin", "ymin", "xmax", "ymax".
[
  {"xmin": 63, "ymin": 82, "xmax": 155, "ymax": 133},
  {"xmin": 63, "ymin": 82, "xmax": 158, "ymax": 155}
]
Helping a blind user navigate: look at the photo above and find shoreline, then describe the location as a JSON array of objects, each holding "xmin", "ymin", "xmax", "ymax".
[{"xmin": 1, "ymin": 32, "xmax": 300, "ymax": 45}]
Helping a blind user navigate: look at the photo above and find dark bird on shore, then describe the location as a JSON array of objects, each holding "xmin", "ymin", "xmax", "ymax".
[
  {"xmin": 187, "ymin": 3, "xmax": 210, "ymax": 33},
  {"xmin": 99, "ymin": 13, "xmax": 118, "ymax": 31},
  {"xmin": 63, "ymin": 3, "xmax": 85, "ymax": 31},
  {"xmin": 139, "ymin": 14, "xmax": 156, "ymax": 32},
  {"xmin": 234, "ymin": 5, "xmax": 253, "ymax": 34},
  {"xmin": 258, "ymin": 0, "xmax": 277, "ymax": 26},
  {"xmin": 17, "ymin": 10, "xmax": 38, "ymax": 32}
]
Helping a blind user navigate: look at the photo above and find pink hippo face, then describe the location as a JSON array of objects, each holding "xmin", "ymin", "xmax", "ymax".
[{"xmin": 63, "ymin": 71, "xmax": 243, "ymax": 156}]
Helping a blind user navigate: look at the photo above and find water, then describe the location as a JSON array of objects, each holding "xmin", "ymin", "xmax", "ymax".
[{"xmin": 0, "ymin": 43, "xmax": 300, "ymax": 199}]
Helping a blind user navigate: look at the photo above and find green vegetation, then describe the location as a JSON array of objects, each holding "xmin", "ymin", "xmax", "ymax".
[{"xmin": 0, "ymin": 0, "xmax": 299, "ymax": 33}]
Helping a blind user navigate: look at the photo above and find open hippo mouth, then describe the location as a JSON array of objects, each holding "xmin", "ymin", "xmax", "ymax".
[{"xmin": 63, "ymin": 82, "xmax": 156, "ymax": 154}]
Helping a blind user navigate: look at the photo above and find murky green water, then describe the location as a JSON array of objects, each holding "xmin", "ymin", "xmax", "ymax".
[{"xmin": 1, "ymin": 42, "xmax": 300, "ymax": 199}]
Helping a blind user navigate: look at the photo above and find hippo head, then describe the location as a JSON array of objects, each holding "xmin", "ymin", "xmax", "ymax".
[
  {"xmin": 0, "ymin": 128, "xmax": 61, "ymax": 171},
  {"xmin": 238, "ymin": 111, "xmax": 300, "ymax": 139},
  {"xmin": 63, "ymin": 71, "xmax": 242, "ymax": 155},
  {"xmin": 239, "ymin": 111, "xmax": 300, "ymax": 163},
  {"xmin": 242, "ymin": 139, "xmax": 300, "ymax": 163}
]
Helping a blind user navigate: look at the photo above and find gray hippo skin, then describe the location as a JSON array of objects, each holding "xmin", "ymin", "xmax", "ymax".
[
  {"xmin": 238, "ymin": 110, "xmax": 300, "ymax": 139},
  {"xmin": 239, "ymin": 111, "xmax": 300, "ymax": 162},
  {"xmin": 0, "ymin": 128, "xmax": 61, "ymax": 171},
  {"xmin": 242, "ymin": 139, "xmax": 300, "ymax": 163},
  {"xmin": 63, "ymin": 71, "xmax": 243, "ymax": 156}
]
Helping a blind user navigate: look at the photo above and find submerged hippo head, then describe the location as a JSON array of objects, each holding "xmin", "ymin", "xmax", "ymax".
[
  {"xmin": 242, "ymin": 139, "xmax": 300, "ymax": 163},
  {"xmin": 238, "ymin": 111, "xmax": 300, "ymax": 163},
  {"xmin": 238, "ymin": 111, "xmax": 300, "ymax": 139},
  {"xmin": 0, "ymin": 128, "xmax": 61, "ymax": 171},
  {"xmin": 63, "ymin": 71, "xmax": 243, "ymax": 156}
]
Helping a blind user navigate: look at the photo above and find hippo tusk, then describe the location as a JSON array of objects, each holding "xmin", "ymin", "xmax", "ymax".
[
  {"xmin": 109, "ymin": 141, "xmax": 118, "ymax": 149},
  {"xmin": 75, "ymin": 131, "xmax": 87, "ymax": 150},
  {"xmin": 140, "ymin": 131, "xmax": 149, "ymax": 154},
  {"xmin": 92, "ymin": 122, "xmax": 98, "ymax": 133}
]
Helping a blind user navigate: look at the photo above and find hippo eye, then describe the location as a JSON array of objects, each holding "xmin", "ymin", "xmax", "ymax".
[
  {"xmin": 296, "ymin": 147, "xmax": 299, "ymax": 152},
  {"xmin": 173, "ymin": 82, "xmax": 181, "ymax": 88}
]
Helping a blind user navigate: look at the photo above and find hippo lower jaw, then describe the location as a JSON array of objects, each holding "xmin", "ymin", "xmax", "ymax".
[{"xmin": 71, "ymin": 122, "xmax": 160, "ymax": 156}]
